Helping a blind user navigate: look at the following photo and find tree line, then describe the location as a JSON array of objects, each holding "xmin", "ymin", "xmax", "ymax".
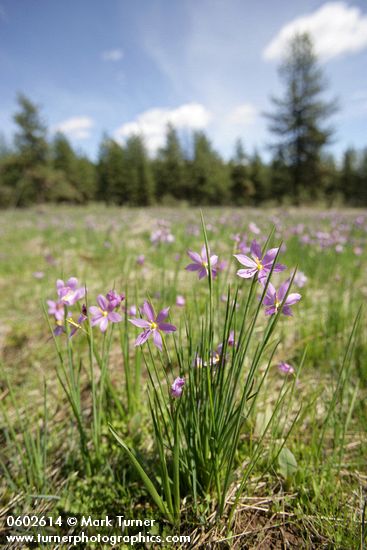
[{"xmin": 1, "ymin": 34, "xmax": 366, "ymax": 208}]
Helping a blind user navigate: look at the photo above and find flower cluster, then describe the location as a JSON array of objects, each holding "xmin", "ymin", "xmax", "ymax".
[
  {"xmin": 47, "ymin": 277, "xmax": 86, "ymax": 336},
  {"xmin": 89, "ymin": 291, "xmax": 124, "ymax": 333},
  {"xmin": 150, "ymin": 220, "xmax": 175, "ymax": 245},
  {"xmin": 234, "ymin": 239, "xmax": 301, "ymax": 316},
  {"xmin": 48, "ymin": 278, "xmax": 125, "ymax": 335}
]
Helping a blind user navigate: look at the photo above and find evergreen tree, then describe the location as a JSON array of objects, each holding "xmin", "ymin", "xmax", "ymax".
[
  {"xmin": 249, "ymin": 151, "xmax": 269, "ymax": 205},
  {"xmin": 266, "ymin": 33, "xmax": 337, "ymax": 202},
  {"xmin": 189, "ymin": 131, "xmax": 230, "ymax": 205},
  {"xmin": 97, "ymin": 138, "xmax": 126, "ymax": 204},
  {"xmin": 124, "ymin": 135, "xmax": 155, "ymax": 205},
  {"xmin": 340, "ymin": 148, "xmax": 359, "ymax": 205},
  {"xmin": 357, "ymin": 149, "xmax": 367, "ymax": 206},
  {"xmin": 229, "ymin": 139, "xmax": 254, "ymax": 205},
  {"xmin": 8, "ymin": 94, "xmax": 50, "ymax": 204},
  {"xmin": 75, "ymin": 156, "xmax": 97, "ymax": 202},
  {"xmin": 268, "ymin": 147, "xmax": 290, "ymax": 204},
  {"xmin": 14, "ymin": 93, "xmax": 48, "ymax": 166},
  {"xmin": 155, "ymin": 124, "xmax": 186, "ymax": 201}
]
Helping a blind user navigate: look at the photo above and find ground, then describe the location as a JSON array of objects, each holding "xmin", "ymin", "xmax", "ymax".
[{"xmin": 0, "ymin": 205, "xmax": 366, "ymax": 549}]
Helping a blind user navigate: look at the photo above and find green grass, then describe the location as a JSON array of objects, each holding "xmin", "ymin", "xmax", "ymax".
[{"xmin": 0, "ymin": 204, "xmax": 366, "ymax": 549}]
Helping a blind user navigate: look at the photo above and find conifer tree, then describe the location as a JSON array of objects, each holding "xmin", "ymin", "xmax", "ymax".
[
  {"xmin": 266, "ymin": 33, "xmax": 337, "ymax": 202},
  {"xmin": 229, "ymin": 139, "xmax": 254, "ymax": 205},
  {"xmin": 189, "ymin": 131, "xmax": 230, "ymax": 205},
  {"xmin": 124, "ymin": 135, "xmax": 155, "ymax": 205},
  {"xmin": 155, "ymin": 124, "xmax": 186, "ymax": 201}
]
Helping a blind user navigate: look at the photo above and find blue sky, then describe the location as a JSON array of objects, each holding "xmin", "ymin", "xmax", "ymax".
[{"xmin": 1, "ymin": 0, "xmax": 367, "ymax": 160}]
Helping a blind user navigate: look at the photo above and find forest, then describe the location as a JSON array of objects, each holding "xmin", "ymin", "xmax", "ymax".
[{"xmin": 1, "ymin": 35, "xmax": 366, "ymax": 208}]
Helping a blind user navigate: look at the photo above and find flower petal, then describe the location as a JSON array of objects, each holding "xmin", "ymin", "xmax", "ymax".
[
  {"xmin": 250, "ymin": 240, "xmax": 262, "ymax": 259},
  {"xmin": 108, "ymin": 312, "xmax": 122, "ymax": 323},
  {"xmin": 187, "ymin": 250, "xmax": 202, "ymax": 264},
  {"xmin": 262, "ymin": 248, "xmax": 279, "ymax": 265},
  {"xmin": 142, "ymin": 301, "xmax": 155, "ymax": 322},
  {"xmin": 237, "ymin": 268, "xmax": 257, "ymax": 279},
  {"xmin": 156, "ymin": 307, "xmax": 169, "ymax": 323},
  {"xmin": 185, "ymin": 263, "xmax": 201, "ymax": 271},
  {"xmin": 234, "ymin": 254, "xmax": 256, "ymax": 268},
  {"xmin": 158, "ymin": 322, "xmax": 177, "ymax": 333},
  {"xmin": 135, "ymin": 330, "xmax": 152, "ymax": 346},
  {"xmin": 151, "ymin": 330, "xmax": 162, "ymax": 350},
  {"xmin": 285, "ymin": 293, "xmax": 301, "ymax": 306},
  {"xmin": 129, "ymin": 318, "xmax": 151, "ymax": 328},
  {"xmin": 100, "ymin": 317, "xmax": 109, "ymax": 332},
  {"xmin": 97, "ymin": 294, "xmax": 108, "ymax": 311}
]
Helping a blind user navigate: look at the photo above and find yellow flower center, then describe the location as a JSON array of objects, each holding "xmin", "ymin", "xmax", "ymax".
[
  {"xmin": 255, "ymin": 257, "xmax": 263, "ymax": 270},
  {"xmin": 275, "ymin": 299, "xmax": 280, "ymax": 310},
  {"xmin": 150, "ymin": 321, "xmax": 158, "ymax": 330},
  {"xmin": 61, "ymin": 290, "xmax": 74, "ymax": 302},
  {"xmin": 202, "ymin": 260, "xmax": 208, "ymax": 268},
  {"xmin": 99, "ymin": 308, "xmax": 108, "ymax": 317}
]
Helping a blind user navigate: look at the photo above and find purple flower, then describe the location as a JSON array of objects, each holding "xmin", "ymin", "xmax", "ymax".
[
  {"xmin": 129, "ymin": 301, "xmax": 177, "ymax": 351},
  {"xmin": 235, "ymin": 240, "xmax": 285, "ymax": 281},
  {"xmin": 47, "ymin": 299, "xmax": 65, "ymax": 322},
  {"xmin": 262, "ymin": 280, "xmax": 301, "ymax": 316},
  {"xmin": 53, "ymin": 322, "xmax": 65, "ymax": 336},
  {"xmin": 136, "ymin": 254, "xmax": 145, "ymax": 265},
  {"xmin": 217, "ymin": 330, "xmax": 235, "ymax": 355},
  {"xmin": 293, "ymin": 271, "xmax": 307, "ymax": 288},
  {"xmin": 57, "ymin": 277, "xmax": 85, "ymax": 306},
  {"xmin": 171, "ymin": 377, "xmax": 185, "ymax": 398},
  {"xmin": 127, "ymin": 304, "xmax": 137, "ymax": 316},
  {"xmin": 249, "ymin": 222, "xmax": 260, "ymax": 235},
  {"xmin": 278, "ymin": 362, "xmax": 295, "ymax": 375},
  {"xmin": 89, "ymin": 295, "xmax": 122, "ymax": 332},
  {"xmin": 106, "ymin": 290, "xmax": 125, "ymax": 309},
  {"xmin": 176, "ymin": 295, "xmax": 185, "ymax": 307},
  {"xmin": 185, "ymin": 245, "xmax": 218, "ymax": 280}
]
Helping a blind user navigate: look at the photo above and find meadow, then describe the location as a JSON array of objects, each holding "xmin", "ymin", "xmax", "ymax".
[{"xmin": 0, "ymin": 205, "xmax": 366, "ymax": 549}]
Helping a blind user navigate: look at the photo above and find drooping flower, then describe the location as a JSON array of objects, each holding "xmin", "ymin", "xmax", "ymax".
[
  {"xmin": 185, "ymin": 245, "xmax": 218, "ymax": 280},
  {"xmin": 262, "ymin": 279, "xmax": 301, "ymax": 316},
  {"xmin": 129, "ymin": 301, "xmax": 176, "ymax": 350},
  {"xmin": 171, "ymin": 377, "xmax": 185, "ymax": 398},
  {"xmin": 89, "ymin": 295, "xmax": 122, "ymax": 332},
  {"xmin": 68, "ymin": 305, "xmax": 88, "ymax": 337},
  {"xmin": 234, "ymin": 240, "xmax": 286, "ymax": 281},
  {"xmin": 53, "ymin": 322, "xmax": 65, "ymax": 336},
  {"xmin": 278, "ymin": 362, "xmax": 295, "ymax": 375},
  {"xmin": 57, "ymin": 277, "xmax": 85, "ymax": 306}
]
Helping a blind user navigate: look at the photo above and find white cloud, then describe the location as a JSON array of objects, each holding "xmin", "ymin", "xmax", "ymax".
[
  {"xmin": 53, "ymin": 116, "xmax": 94, "ymax": 140},
  {"xmin": 114, "ymin": 103, "xmax": 212, "ymax": 152},
  {"xmin": 228, "ymin": 103, "xmax": 258, "ymax": 125},
  {"xmin": 264, "ymin": 2, "xmax": 367, "ymax": 62},
  {"xmin": 101, "ymin": 49, "xmax": 124, "ymax": 62}
]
